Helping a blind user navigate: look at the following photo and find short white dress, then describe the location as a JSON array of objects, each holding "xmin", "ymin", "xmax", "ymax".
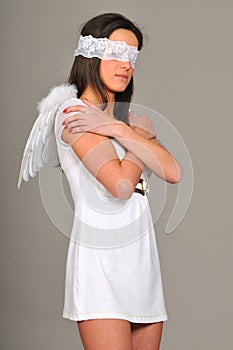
[{"xmin": 55, "ymin": 98, "xmax": 168, "ymax": 323}]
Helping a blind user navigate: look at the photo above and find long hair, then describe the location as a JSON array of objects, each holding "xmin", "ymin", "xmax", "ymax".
[{"xmin": 68, "ymin": 13, "xmax": 143, "ymax": 123}]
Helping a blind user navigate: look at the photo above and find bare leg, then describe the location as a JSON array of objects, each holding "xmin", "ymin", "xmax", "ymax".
[
  {"xmin": 77, "ymin": 319, "xmax": 133, "ymax": 350},
  {"xmin": 131, "ymin": 321, "xmax": 163, "ymax": 350}
]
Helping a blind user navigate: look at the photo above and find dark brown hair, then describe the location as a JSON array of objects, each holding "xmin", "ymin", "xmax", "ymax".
[{"xmin": 68, "ymin": 13, "xmax": 143, "ymax": 123}]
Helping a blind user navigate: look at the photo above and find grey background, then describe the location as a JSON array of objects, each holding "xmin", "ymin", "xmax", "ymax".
[{"xmin": 1, "ymin": 0, "xmax": 233, "ymax": 349}]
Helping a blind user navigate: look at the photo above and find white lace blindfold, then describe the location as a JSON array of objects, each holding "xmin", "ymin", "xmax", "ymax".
[{"xmin": 74, "ymin": 35, "xmax": 139, "ymax": 69}]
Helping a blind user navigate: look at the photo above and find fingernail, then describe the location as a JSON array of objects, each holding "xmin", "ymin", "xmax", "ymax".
[
  {"xmin": 64, "ymin": 125, "xmax": 68, "ymax": 129},
  {"xmin": 62, "ymin": 121, "xmax": 65, "ymax": 125},
  {"xmin": 68, "ymin": 128, "xmax": 72, "ymax": 133},
  {"xmin": 63, "ymin": 108, "xmax": 67, "ymax": 113}
]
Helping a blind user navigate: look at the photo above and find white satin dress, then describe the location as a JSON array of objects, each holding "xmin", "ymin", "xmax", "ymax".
[{"xmin": 54, "ymin": 98, "xmax": 168, "ymax": 323}]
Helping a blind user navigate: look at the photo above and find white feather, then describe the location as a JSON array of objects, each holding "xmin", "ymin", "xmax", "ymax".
[{"xmin": 18, "ymin": 83, "xmax": 77, "ymax": 189}]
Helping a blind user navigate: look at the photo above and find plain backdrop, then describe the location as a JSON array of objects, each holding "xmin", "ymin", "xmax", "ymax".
[{"xmin": 1, "ymin": 1, "xmax": 233, "ymax": 349}]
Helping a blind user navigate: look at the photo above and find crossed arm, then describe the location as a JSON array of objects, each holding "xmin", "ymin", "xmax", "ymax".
[{"xmin": 61, "ymin": 104, "xmax": 182, "ymax": 199}]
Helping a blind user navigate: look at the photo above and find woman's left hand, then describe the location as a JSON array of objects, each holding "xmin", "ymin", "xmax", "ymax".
[
  {"xmin": 62, "ymin": 99, "xmax": 123, "ymax": 137},
  {"xmin": 128, "ymin": 112, "xmax": 157, "ymax": 139}
]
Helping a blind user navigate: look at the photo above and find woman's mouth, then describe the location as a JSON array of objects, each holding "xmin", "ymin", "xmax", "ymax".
[{"xmin": 115, "ymin": 74, "xmax": 128, "ymax": 80}]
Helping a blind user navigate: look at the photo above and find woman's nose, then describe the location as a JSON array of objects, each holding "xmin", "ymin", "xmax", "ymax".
[{"xmin": 120, "ymin": 60, "xmax": 132, "ymax": 70}]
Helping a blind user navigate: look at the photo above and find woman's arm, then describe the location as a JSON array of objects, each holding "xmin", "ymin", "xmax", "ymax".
[
  {"xmin": 61, "ymin": 129, "xmax": 143, "ymax": 199},
  {"xmin": 63, "ymin": 106, "xmax": 182, "ymax": 183},
  {"xmin": 111, "ymin": 124, "xmax": 182, "ymax": 183}
]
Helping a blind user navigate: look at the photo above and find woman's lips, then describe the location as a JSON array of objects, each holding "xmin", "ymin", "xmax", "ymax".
[{"xmin": 115, "ymin": 74, "xmax": 128, "ymax": 80}]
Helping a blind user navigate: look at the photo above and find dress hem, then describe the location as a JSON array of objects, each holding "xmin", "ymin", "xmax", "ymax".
[{"xmin": 62, "ymin": 310, "xmax": 168, "ymax": 323}]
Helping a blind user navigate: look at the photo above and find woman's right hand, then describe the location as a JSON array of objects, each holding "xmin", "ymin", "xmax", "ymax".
[
  {"xmin": 128, "ymin": 112, "xmax": 156, "ymax": 140},
  {"xmin": 62, "ymin": 99, "xmax": 123, "ymax": 137}
]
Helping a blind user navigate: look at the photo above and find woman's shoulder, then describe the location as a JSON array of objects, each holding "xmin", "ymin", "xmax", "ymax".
[
  {"xmin": 54, "ymin": 97, "xmax": 87, "ymax": 147},
  {"xmin": 58, "ymin": 97, "xmax": 86, "ymax": 113},
  {"xmin": 55, "ymin": 97, "xmax": 86, "ymax": 124}
]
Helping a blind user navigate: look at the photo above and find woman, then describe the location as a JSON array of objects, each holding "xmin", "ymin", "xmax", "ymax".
[
  {"xmin": 18, "ymin": 12, "xmax": 182, "ymax": 350},
  {"xmin": 53, "ymin": 12, "xmax": 182, "ymax": 349}
]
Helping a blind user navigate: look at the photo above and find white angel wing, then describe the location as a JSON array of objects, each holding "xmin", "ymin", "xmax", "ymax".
[{"xmin": 17, "ymin": 83, "xmax": 77, "ymax": 189}]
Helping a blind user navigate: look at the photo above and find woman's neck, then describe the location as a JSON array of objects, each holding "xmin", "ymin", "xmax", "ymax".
[
  {"xmin": 80, "ymin": 86, "xmax": 115, "ymax": 117},
  {"xmin": 79, "ymin": 88, "xmax": 101, "ymax": 105}
]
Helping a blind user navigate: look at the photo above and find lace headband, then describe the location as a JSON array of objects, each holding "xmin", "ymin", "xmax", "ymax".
[{"xmin": 74, "ymin": 35, "xmax": 139, "ymax": 69}]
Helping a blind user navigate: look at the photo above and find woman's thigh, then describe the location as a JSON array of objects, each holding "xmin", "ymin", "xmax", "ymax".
[
  {"xmin": 77, "ymin": 319, "xmax": 133, "ymax": 350},
  {"xmin": 131, "ymin": 321, "xmax": 164, "ymax": 350}
]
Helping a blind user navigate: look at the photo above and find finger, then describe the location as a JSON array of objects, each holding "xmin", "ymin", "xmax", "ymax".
[
  {"xmin": 128, "ymin": 115, "xmax": 137, "ymax": 126},
  {"xmin": 128, "ymin": 111, "xmax": 134, "ymax": 118},
  {"xmin": 63, "ymin": 105, "xmax": 88, "ymax": 114},
  {"xmin": 128, "ymin": 115, "xmax": 133, "ymax": 123},
  {"xmin": 63, "ymin": 113, "xmax": 86, "ymax": 125},
  {"xmin": 68, "ymin": 125, "xmax": 89, "ymax": 134},
  {"xmin": 65, "ymin": 119, "xmax": 87, "ymax": 130}
]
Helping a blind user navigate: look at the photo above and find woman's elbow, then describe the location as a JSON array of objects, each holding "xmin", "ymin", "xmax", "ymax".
[
  {"xmin": 167, "ymin": 163, "xmax": 183, "ymax": 184},
  {"xmin": 113, "ymin": 179, "xmax": 134, "ymax": 199}
]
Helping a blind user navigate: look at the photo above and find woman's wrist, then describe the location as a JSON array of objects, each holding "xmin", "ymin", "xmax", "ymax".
[{"xmin": 112, "ymin": 122, "xmax": 132, "ymax": 139}]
